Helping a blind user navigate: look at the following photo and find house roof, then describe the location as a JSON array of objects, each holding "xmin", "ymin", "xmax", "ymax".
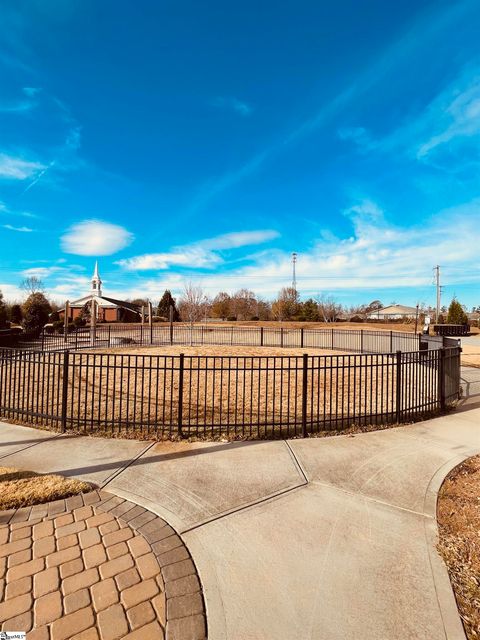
[{"xmin": 370, "ymin": 304, "xmax": 418, "ymax": 316}]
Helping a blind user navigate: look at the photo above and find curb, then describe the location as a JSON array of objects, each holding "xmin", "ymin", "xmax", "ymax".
[{"xmin": 423, "ymin": 450, "xmax": 480, "ymax": 640}]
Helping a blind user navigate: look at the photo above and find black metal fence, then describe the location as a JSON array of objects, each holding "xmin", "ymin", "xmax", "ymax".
[
  {"xmin": 8, "ymin": 324, "xmax": 421, "ymax": 354},
  {"xmin": 0, "ymin": 340, "xmax": 461, "ymax": 439}
]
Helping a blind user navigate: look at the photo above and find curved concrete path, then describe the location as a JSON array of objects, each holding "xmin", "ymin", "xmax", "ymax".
[{"xmin": 1, "ymin": 367, "xmax": 479, "ymax": 640}]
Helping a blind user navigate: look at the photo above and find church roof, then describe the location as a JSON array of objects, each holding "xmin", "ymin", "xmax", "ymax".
[{"xmin": 68, "ymin": 294, "xmax": 141, "ymax": 313}]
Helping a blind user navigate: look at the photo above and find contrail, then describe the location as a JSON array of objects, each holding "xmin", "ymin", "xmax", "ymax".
[{"xmin": 21, "ymin": 160, "xmax": 55, "ymax": 194}]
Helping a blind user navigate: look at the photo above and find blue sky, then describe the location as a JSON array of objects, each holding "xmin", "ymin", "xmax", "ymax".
[{"xmin": 1, "ymin": 0, "xmax": 480, "ymax": 309}]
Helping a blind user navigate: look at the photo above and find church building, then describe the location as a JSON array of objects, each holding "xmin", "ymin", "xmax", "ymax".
[{"xmin": 62, "ymin": 262, "xmax": 141, "ymax": 323}]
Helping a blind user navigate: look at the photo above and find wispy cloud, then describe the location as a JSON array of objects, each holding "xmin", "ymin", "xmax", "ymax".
[
  {"xmin": 211, "ymin": 96, "xmax": 253, "ymax": 117},
  {"xmin": 188, "ymin": 1, "xmax": 474, "ymax": 214},
  {"xmin": 0, "ymin": 153, "xmax": 46, "ymax": 180},
  {"xmin": 416, "ymin": 74, "xmax": 480, "ymax": 158},
  {"xmin": 21, "ymin": 266, "xmax": 65, "ymax": 278},
  {"xmin": 117, "ymin": 229, "xmax": 279, "ymax": 271},
  {"xmin": 339, "ymin": 66, "xmax": 480, "ymax": 165},
  {"xmin": 23, "ymin": 87, "xmax": 41, "ymax": 97},
  {"xmin": 61, "ymin": 220, "xmax": 134, "ymax": 256},
  {"xmin": 2, "ymin": 224, "xmax": 34, "ymax": 232}
]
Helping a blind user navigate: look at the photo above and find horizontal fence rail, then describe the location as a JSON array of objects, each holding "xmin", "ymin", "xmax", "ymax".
[
  {"xmin": 0, "ymin": 341, "xmax": 461, "ymax": 439},
  {"xmin": 4, "ymin": 324, "xmax": 424, "ymax": 354}
]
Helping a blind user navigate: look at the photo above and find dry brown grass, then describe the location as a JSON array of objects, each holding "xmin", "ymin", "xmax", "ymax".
[
  {"xmin": 1, "ymin": 346, "xmax": 439, "ymax": 439},
  {"xmin": 461, "ymin": 345, "xmax": 480, "ymax": 368},
  {"xmin": 0, "ymin": 466, "xmax": 92, "ymax": 511},
  {"xmin": 437, "ymin": 455, "xmax": 480, "ymax": 639},
  {"xmin": 104, "ymin": 345, "xmax": 345, "ymax": 357}
]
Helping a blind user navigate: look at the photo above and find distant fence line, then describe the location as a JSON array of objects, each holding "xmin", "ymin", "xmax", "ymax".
[
  {"xmin": 0, "ymin": 327, "xmax": 461, "ymax": 439},
  {"xmin": 3, "ymin": 324, "xmax": 435, "ymax": 354}
]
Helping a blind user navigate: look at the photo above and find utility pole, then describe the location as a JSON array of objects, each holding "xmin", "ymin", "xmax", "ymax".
[
  {"xmin": 434, "ymin": 265, "xmax": 441, "ymax": 323},
  {"xmin": 292, "ymin": 252, "xmax": 297, "ymax": 293}
]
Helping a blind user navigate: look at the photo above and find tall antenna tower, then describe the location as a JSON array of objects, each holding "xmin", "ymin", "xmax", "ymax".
[
  {"xmin": 434, "ymin": 265, "xmax": 441, "ymax": 322},
  {"xmin": 291, "ymin": 252, "xmax": 297, "ymax": 292}
]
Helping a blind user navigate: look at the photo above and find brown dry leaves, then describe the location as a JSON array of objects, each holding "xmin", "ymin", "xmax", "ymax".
[
  {"xmin": 437, "ymin": 455, "xmax": 480, "ymax": 639},
  {"xmin": 0, "ymin": 466, "xmax": 92, "ymax": 511}
]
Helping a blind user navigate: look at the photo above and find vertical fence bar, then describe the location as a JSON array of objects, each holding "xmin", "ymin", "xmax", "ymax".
[
  {"xmin": 360, "ymin": 330, "xmax": 364, "ymax": 354},
  {"xmin": 302, "ymin": 353, "xmax": 308, "ymax": 437},
  {"xmin": 178, "ymin": 353, "xmax": 184, "ymax": 438},
  {"xmin": 390, "ymin": 330, "xmax": 393, "ymax": 353},
  {"xmin": 300, "ymin": 328, "xmax": 304, "ymax": 349},
  {"xmin": 395, "ymin": 350, "xmax": 402, "ymax": 423},
  {"xmin": 61, "ymin": 350, "xmax": 70, "ymax": 433},
  {"xmin": 260, "ymin": 326, "xmax": 264, "ymax": 347},
  {"xmin": 108, "ymin": 325, "xmax": 111, "ymax": 348},
  {"xmin": 438, "ymin": 347, "xmax": 446, "ymax": 411}
]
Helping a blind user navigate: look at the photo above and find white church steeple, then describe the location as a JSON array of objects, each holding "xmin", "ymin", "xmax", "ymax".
[{"xmin": 91, "ymin": 261, "xmax": 102, "ymax": 297}]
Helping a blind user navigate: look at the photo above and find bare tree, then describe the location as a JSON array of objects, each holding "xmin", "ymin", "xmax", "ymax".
[
  {"xmin": 20, "ymin": 276, "xmax": 45, "ymax": 296},
  {"xmin": 230, "ymin": 289, "xmax": 257, "ymax": 320},
  {"xmin": 316, "ymin": 294, "xmax": 342, "ymax": 323},
  {"xmin": 178, "ymin": 282, "xmax": 208, "ymax": 345}
]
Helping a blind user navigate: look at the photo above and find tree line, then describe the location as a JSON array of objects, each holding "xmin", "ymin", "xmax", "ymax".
[{"xmin": 0, "ymin": 277, "xmax": 471, "ymax": 335}]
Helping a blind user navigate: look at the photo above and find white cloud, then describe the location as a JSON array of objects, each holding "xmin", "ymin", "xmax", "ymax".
[
  {"xmin": 2, "ymin": 224, "xmax": 33, "ymax": 232},
  {"xmin": 417, "ymin": 75, "xmax": 480, "ymax": 157},
  {"xmin": 343, "ymin": 69, "xmax": 480, "ymax": 163},
  {"xmin": 61, "ymin": 220, "xmax": 134, "ymax": 256},
  {"xmin": 117, "ymin": 229, "xmax": 279, "ymax": 271},
  {"xmin": 211, "ymin": 97, "xmax": 253, "ymax": 116},
  {"xmin": 0, "ymin": 153, "xmax": 46, "ymax": 179},
  {"xmin": 131, "ymin": 199, "xmax": 479, "ymax": 300},
  {"xmin": 21, "ymin": 266, "xmax": 64, "ymax": 278},
  {"xmin": 0, "ymin": 283, "xmax": 24, "ymax": 301}
]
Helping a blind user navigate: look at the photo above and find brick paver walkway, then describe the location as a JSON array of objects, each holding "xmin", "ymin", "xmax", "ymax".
[{"xmin": 0, "ymin": 490, "xmax": 206, "ymax": 640}]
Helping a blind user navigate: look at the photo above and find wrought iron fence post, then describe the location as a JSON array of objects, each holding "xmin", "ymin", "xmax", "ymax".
[
  {"xmin": 439, "ymin": 347, "xmax": 446, "ymax": 411},
  {"xmin": 300, "ymin": 327, "xmax": 304, "ymax": 349},
  {"xmin": 302, "ymin": 353, "xmax": 308, "ymax": 437},
  {"xmin": 361, "ymin": 330, "xmax": 364, "ymax": 354},
  {"xmin": 108, "ymin": 325, "xmax": 111, "ymax": 348},
  {"xmin": 281, "ymin": 327, "xmax": 284, "ymax": 348},
  {"xmin": 395, "ymin": 350, "xmax": 402, "ymax": 423},
  {"xmin": 41, "ymin": 330, "xmax": 45, "ymax": 351},
  {"xmin": 390, "ymin": 330, "xmax": 393, "ymax": 353},
  {"xmin": 61, "ymin": 350, "xmax": 70, "ymax": 433},
  {"xmin": 331, "ymin": 327, "xmax": 334, "ymax": 349},
  {"xmin": 177, "ymin": 353, "xmax": 184, "ymax": 438},
  {"xmin": 260, "ymin": 326, "xmax": 264, "ymax": 347}
]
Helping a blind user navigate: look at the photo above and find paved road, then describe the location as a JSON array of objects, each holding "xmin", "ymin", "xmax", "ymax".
[{"xmin": 1, "ymin": 403, "xmax": 479, "ymax": 639}]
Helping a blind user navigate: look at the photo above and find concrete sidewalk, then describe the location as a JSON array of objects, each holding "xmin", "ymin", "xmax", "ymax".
[{"xmin": 1, "ymin": 390, "xmax": 479, "ymax": 639}]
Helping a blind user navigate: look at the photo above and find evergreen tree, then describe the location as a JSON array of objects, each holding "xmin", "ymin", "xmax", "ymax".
[
  {"xmin": 157, "ymin": 290, "xmax": 180, "ymax": 321},
  {"xmin": 300, "ymin": 298, "xmax": 319, "ymax": 321},
  {"xmin": 447, "ymin": 298, "xmax": 468, "ymax": 325}
]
